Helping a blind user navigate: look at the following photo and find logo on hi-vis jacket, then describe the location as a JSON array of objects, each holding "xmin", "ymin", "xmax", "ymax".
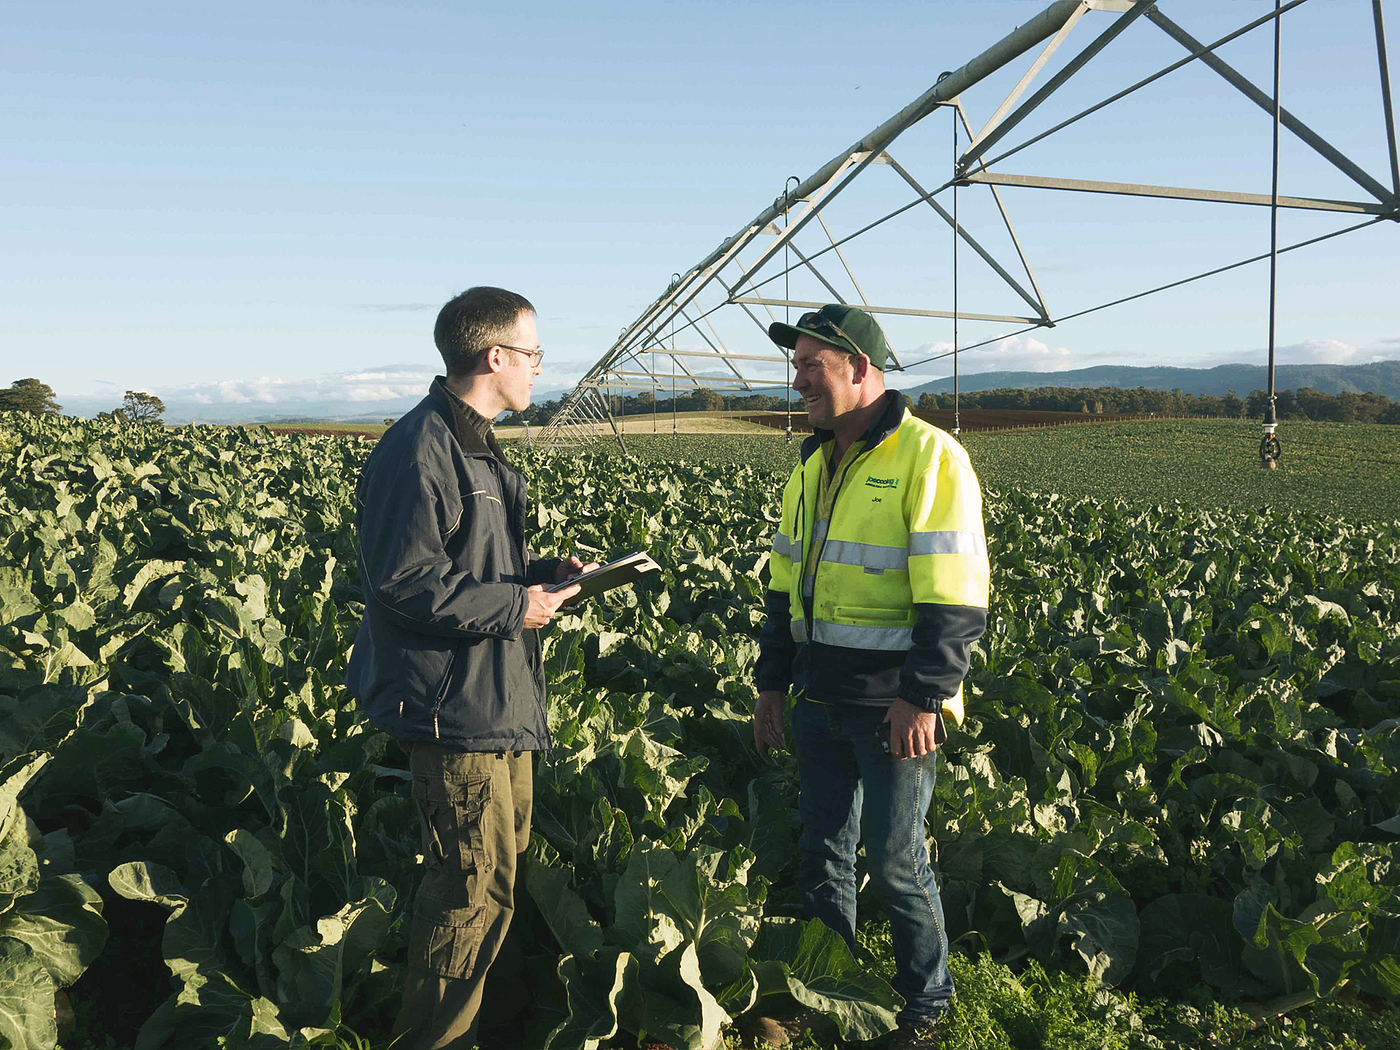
[{"xmin": 865, "ymin": 475, "xmax": 899, "ymax": 490}]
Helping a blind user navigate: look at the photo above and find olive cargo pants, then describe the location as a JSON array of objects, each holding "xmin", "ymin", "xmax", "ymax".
[{"xmin": 393, "ymin": 745, "xmax": 532, "ymax": 1050}]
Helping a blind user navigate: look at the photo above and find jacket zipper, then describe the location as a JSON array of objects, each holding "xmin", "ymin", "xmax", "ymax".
[
  {"xmin": 430, "ymin": 646, "xmax": 459, "ymax": 739},
  {"xmin": 805, "ymin": 445, "xmax": 865, "ymax": 639},
  {"xmin": 502, "ymin": 460, "xmax": 553, "ymax": 753}
]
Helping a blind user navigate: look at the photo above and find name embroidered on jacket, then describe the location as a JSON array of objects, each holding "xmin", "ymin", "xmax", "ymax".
[{"xmin": 864, "ymin": 475, "xmax": 899, "ymax": 489}]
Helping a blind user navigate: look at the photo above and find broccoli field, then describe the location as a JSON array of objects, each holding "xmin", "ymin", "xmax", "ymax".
[{"xmin": 1, "ymin": 413, "xmax": 1398, "ymax": 1050}]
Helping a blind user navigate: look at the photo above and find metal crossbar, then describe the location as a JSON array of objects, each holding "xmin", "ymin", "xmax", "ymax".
[{"xmin": 539, "ymin": 0, "xmax": 1399, "ymax": 448}]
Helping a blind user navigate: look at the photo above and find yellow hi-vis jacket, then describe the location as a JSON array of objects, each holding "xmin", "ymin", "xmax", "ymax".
[{"xmin": 757, "ymin": 393, "xmax": 989, "ymax": 723}]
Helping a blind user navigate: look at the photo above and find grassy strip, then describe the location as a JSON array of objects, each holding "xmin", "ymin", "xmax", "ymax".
[
  {"xmin": 614, "ymin": 419, "xmax": 1400, "ymax": 522},
  {"xmin": 962, "ymin": 418, "xmax": 1400, "ymax": 523}
]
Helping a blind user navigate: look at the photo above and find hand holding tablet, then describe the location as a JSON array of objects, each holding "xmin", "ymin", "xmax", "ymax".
[{"xmin": 547, "ymin": 551, "xmax": 661, "ymax": 604}]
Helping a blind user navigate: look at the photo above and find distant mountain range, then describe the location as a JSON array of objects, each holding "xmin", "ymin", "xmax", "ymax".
[
  {"xmin": 897, "ymin": 360, "xmax": 1400, "ymax": 401},
  {"xmin": 53, "ymin": 361, "xmax": 1398, "ymax": 424},
  {"xmin": 53, "ymin": 395, "xmax": 426, "ymax": 426},
  {"xmin": 54, "ymin": 384, "xmax": 578, "ymax": 426}
]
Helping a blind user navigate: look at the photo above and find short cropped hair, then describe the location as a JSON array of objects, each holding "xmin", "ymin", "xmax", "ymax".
[{"xmin": 433, "ymin": 286, "xmax": 536, "ymax": 377}]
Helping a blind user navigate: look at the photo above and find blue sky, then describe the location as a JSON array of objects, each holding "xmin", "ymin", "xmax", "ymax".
[{"xmin": 5, "ymin": 0, "xmax": 1398, "ymax": 415}]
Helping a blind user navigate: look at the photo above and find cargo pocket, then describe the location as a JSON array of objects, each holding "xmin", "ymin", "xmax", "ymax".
[
  {"xmin": 414, "ymin": 771, "xmax": 493, "ymax": 895},
  {"xmin": 410, "ymin": 890, "xmax": 486, "ymax": 979}
]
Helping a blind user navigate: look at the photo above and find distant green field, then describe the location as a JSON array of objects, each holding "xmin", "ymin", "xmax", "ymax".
[
  {"xmin": 258, "ymin": 422, "xmax": 387, "ymax": 437},
  {"xmin": 615, "ymin": 419, "xmax": 1400, "ymax": 522}
]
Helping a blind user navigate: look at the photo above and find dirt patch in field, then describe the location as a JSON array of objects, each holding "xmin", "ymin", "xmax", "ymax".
[
  {"xmin": 260, "ymin": 425, "xmax": 383, "ymax": 440},
  {"xmin": 496, "ymin": 415, "xmax": 781, "ymax": 440}
]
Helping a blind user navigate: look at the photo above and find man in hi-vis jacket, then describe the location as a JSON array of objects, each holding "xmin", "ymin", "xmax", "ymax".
[
  {"xmin": 346, "ymin": 286, "xmax": 593, "ymax": 1050},
  {"xmin": 752, "ymin": 304, "xmax": 989, "ymax": 1044}
]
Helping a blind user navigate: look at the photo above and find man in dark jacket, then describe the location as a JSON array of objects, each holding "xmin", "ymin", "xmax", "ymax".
[{"xmin": 345, "ymin": 286, "xmax": 589, "ymax": 1050}]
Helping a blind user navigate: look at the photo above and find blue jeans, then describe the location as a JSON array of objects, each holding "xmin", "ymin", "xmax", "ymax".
[{"xmin": 793, "ymin": 700, "xmax": 953, "ymax": 1023}]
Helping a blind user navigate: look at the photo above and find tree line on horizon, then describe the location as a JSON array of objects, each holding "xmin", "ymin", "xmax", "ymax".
[
  {"xmin": 916, "ymin": 385, "xmax": 1400, "ymax": 423},
  {"xmin": 499, "ymin": 383, "xmax": 1400, "ymax": 427},
  {"xmin": 4, "ymin": 375, "xmax": 1395, "ymax": 428},
  {"xmin": 0, "ymin": 378, "xmax": 165, "ymax": 423}
]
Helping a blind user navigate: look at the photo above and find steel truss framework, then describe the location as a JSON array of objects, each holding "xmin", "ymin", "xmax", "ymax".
[{"xmin": 539, "ymin": 0, "xmax": 1400, "ymax": 447}]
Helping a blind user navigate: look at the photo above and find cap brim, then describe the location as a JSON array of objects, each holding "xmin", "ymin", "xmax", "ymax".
[{"xmin": 767, "ymin": 320, "xmax": 848, "ymax": 353}]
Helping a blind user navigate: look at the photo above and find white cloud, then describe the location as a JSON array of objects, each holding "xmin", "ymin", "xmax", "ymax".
[
  {"xmin": 338, "ymin": 369, "xmax": 438, "ymax": 385},
  {"xmin": 905, "ymin": 334, "xmax": 1074, "ymax": 373},
  {"xmin": 162, "ymin": 367, "xmax": 437, "ymax": 405},
  {"xmin": 344, "ymin": 384, "xmax": 422, "ymax": 402},
  {"xmin": 1272, "ymin": 338, "xmax": 1400, "ymax": 365}
]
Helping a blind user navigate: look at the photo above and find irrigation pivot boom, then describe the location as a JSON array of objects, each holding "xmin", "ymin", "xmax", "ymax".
[{"xmin": 539, "ymin": 0, "xmax": 1399, "ymax": 448}]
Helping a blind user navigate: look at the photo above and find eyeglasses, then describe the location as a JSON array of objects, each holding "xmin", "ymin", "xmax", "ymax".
[
  {"xmin": 797, "ymin": 312, "xmax": 859, "ymax": 354},
  {"xmin": 497, "ymin": 344, "xmax": 545, "ymax": 366}
]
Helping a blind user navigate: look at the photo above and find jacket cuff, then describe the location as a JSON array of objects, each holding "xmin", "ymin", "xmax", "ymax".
[
  {"xmin": 897, "ymin": 682, "xmax": 948, "ymax": 712},
  {"xmin": 527, "ymin": 556, "xmax": 563, "ymax": 587},
  {"xmin": 754, "ymin": 662, "xmax": 792, "ymax": 694}
]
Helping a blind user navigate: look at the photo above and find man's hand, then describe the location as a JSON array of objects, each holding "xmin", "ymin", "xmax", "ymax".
[
  {"xmin": 882, "ymin": 699, "xmax": 941, "ymax": 760},
  {"xmin": 753, "ymin": 690, "xmax": 786, "ymax": 752},
  {"xmin": 525, "ymin": 583, "xmax": 579, "ymax": 629},
  {"xmin": 553, "ymin": 555, "xmax": 600, "ymax": 584}
]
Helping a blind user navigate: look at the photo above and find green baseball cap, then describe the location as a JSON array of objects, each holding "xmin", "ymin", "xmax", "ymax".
[{"xmin": 768, "ymin": 304, "xmax": 889, "ymax": 371}]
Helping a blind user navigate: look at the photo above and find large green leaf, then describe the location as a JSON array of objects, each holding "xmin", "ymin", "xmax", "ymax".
[
  {"xmin": 0, "ymin": 754, "xmax": 49, "ymax": 852},
  {"xmin": 1135, "ymin": 894, "xmax": 1247, "ymax": 992},
  {"xmin": 544, "ymin": 949, "xmax": 639, "ymax": 1050},
  {"xmin": 270, "ymin": 884, "xmax": 393, "ymax": 1030},
  {"xmin": 0, "ymin": 936, "xmax": 57, "ymax": 1050},
  {"xmin": 0, "ymin": 806, "xmax": 39, "ymax": 917},
  {"xmin": 109, "ymin": 860, "xmax": 230, "ymax": 980},
  {"xmin": 225, "ymin": 829, "xmax": 275, "ymax": 898},
  {"xmin": 1234, "ymin": 886, "xmax": 1323, "ymax": 997},
  {"xmin": 658, "ymin": 846, "xmax": 763, "ymax": 987},
  {"xmin": 638, "ymin": 942, "xmax": 729, "ymax": 1050},
  {"xmin": 750, "ymin": 918, "xmax": 901, "ymax": 1042},
  {"xmin": 613, "ymin": 730, "xmax": 708, "ymax": 825},
  {"xmin": 527, "ymin": 860, "xmax": 605, "ymax": 959},
  {"xmin": 612, "ymin": 841, "xmax": 685, "ymax": 961},
  {"xmin": 0, "ymin": 686, "xmax": 95, "ymax": 762},
  {"xmin": 0, "ymin": 873, "xmax": 107, "ymax": 988},
  {"xmin": 133, "ymin": 970, "xmax": 289, "ymax": 1050}
]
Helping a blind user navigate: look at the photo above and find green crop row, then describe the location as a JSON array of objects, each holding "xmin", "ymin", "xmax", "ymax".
[{"xmin": 0, "ymin": 413, "xmax": 1397, "ymax": 1050}]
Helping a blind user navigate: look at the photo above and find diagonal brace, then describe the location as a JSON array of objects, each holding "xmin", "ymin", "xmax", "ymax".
[
  {"xmin": 961, "ymin": 0, "xmax": 1157, "ymax": 171},
  {"xmin": 1149, "ymin": 7, "xmax": 1397, "ymax": 204}
]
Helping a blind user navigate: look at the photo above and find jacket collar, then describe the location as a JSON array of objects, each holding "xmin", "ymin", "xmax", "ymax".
[
  {"xmin": 798, "ymin": 389, "xmax": 906, "ymax": 464},
  {"xmin": 429, "ymin": 377, "xmax": 498, "ymax": 458}
]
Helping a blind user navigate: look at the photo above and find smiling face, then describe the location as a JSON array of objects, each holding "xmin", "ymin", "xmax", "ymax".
[{"xmin": 791, "ymin": 333, "xmax": 862, "ymax": 430}]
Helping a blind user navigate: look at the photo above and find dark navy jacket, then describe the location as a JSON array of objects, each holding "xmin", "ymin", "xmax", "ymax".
[{"xmin": 345, "ymin": 380, "xmax": 560, "ymax": 751}]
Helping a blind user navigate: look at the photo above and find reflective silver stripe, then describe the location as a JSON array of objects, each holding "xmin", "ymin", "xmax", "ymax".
[
  {"xmin": 790, "ymin": 619, "xmax": 808, "ymax": 643},
  {"xmin": 773, "ymin": 533, "xmax": 804, "ymax": 564},
  {"xmin": 812, "ymin": 619, "xmax": 913, "ymax": 651},
  {"xmin": 909, "ymin": 530, "xmax": 987, "ymax": 556},
  {"xmin": 812, "ymin": 519, "xmax": 829, "ymax": 545},
  {"xmin": 819, "ymin": 539, "xmax": 909, "ymax": 571},
  {"xmin": 802, "ymin": 574, "xmax": 814, "ymax": 598}
]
